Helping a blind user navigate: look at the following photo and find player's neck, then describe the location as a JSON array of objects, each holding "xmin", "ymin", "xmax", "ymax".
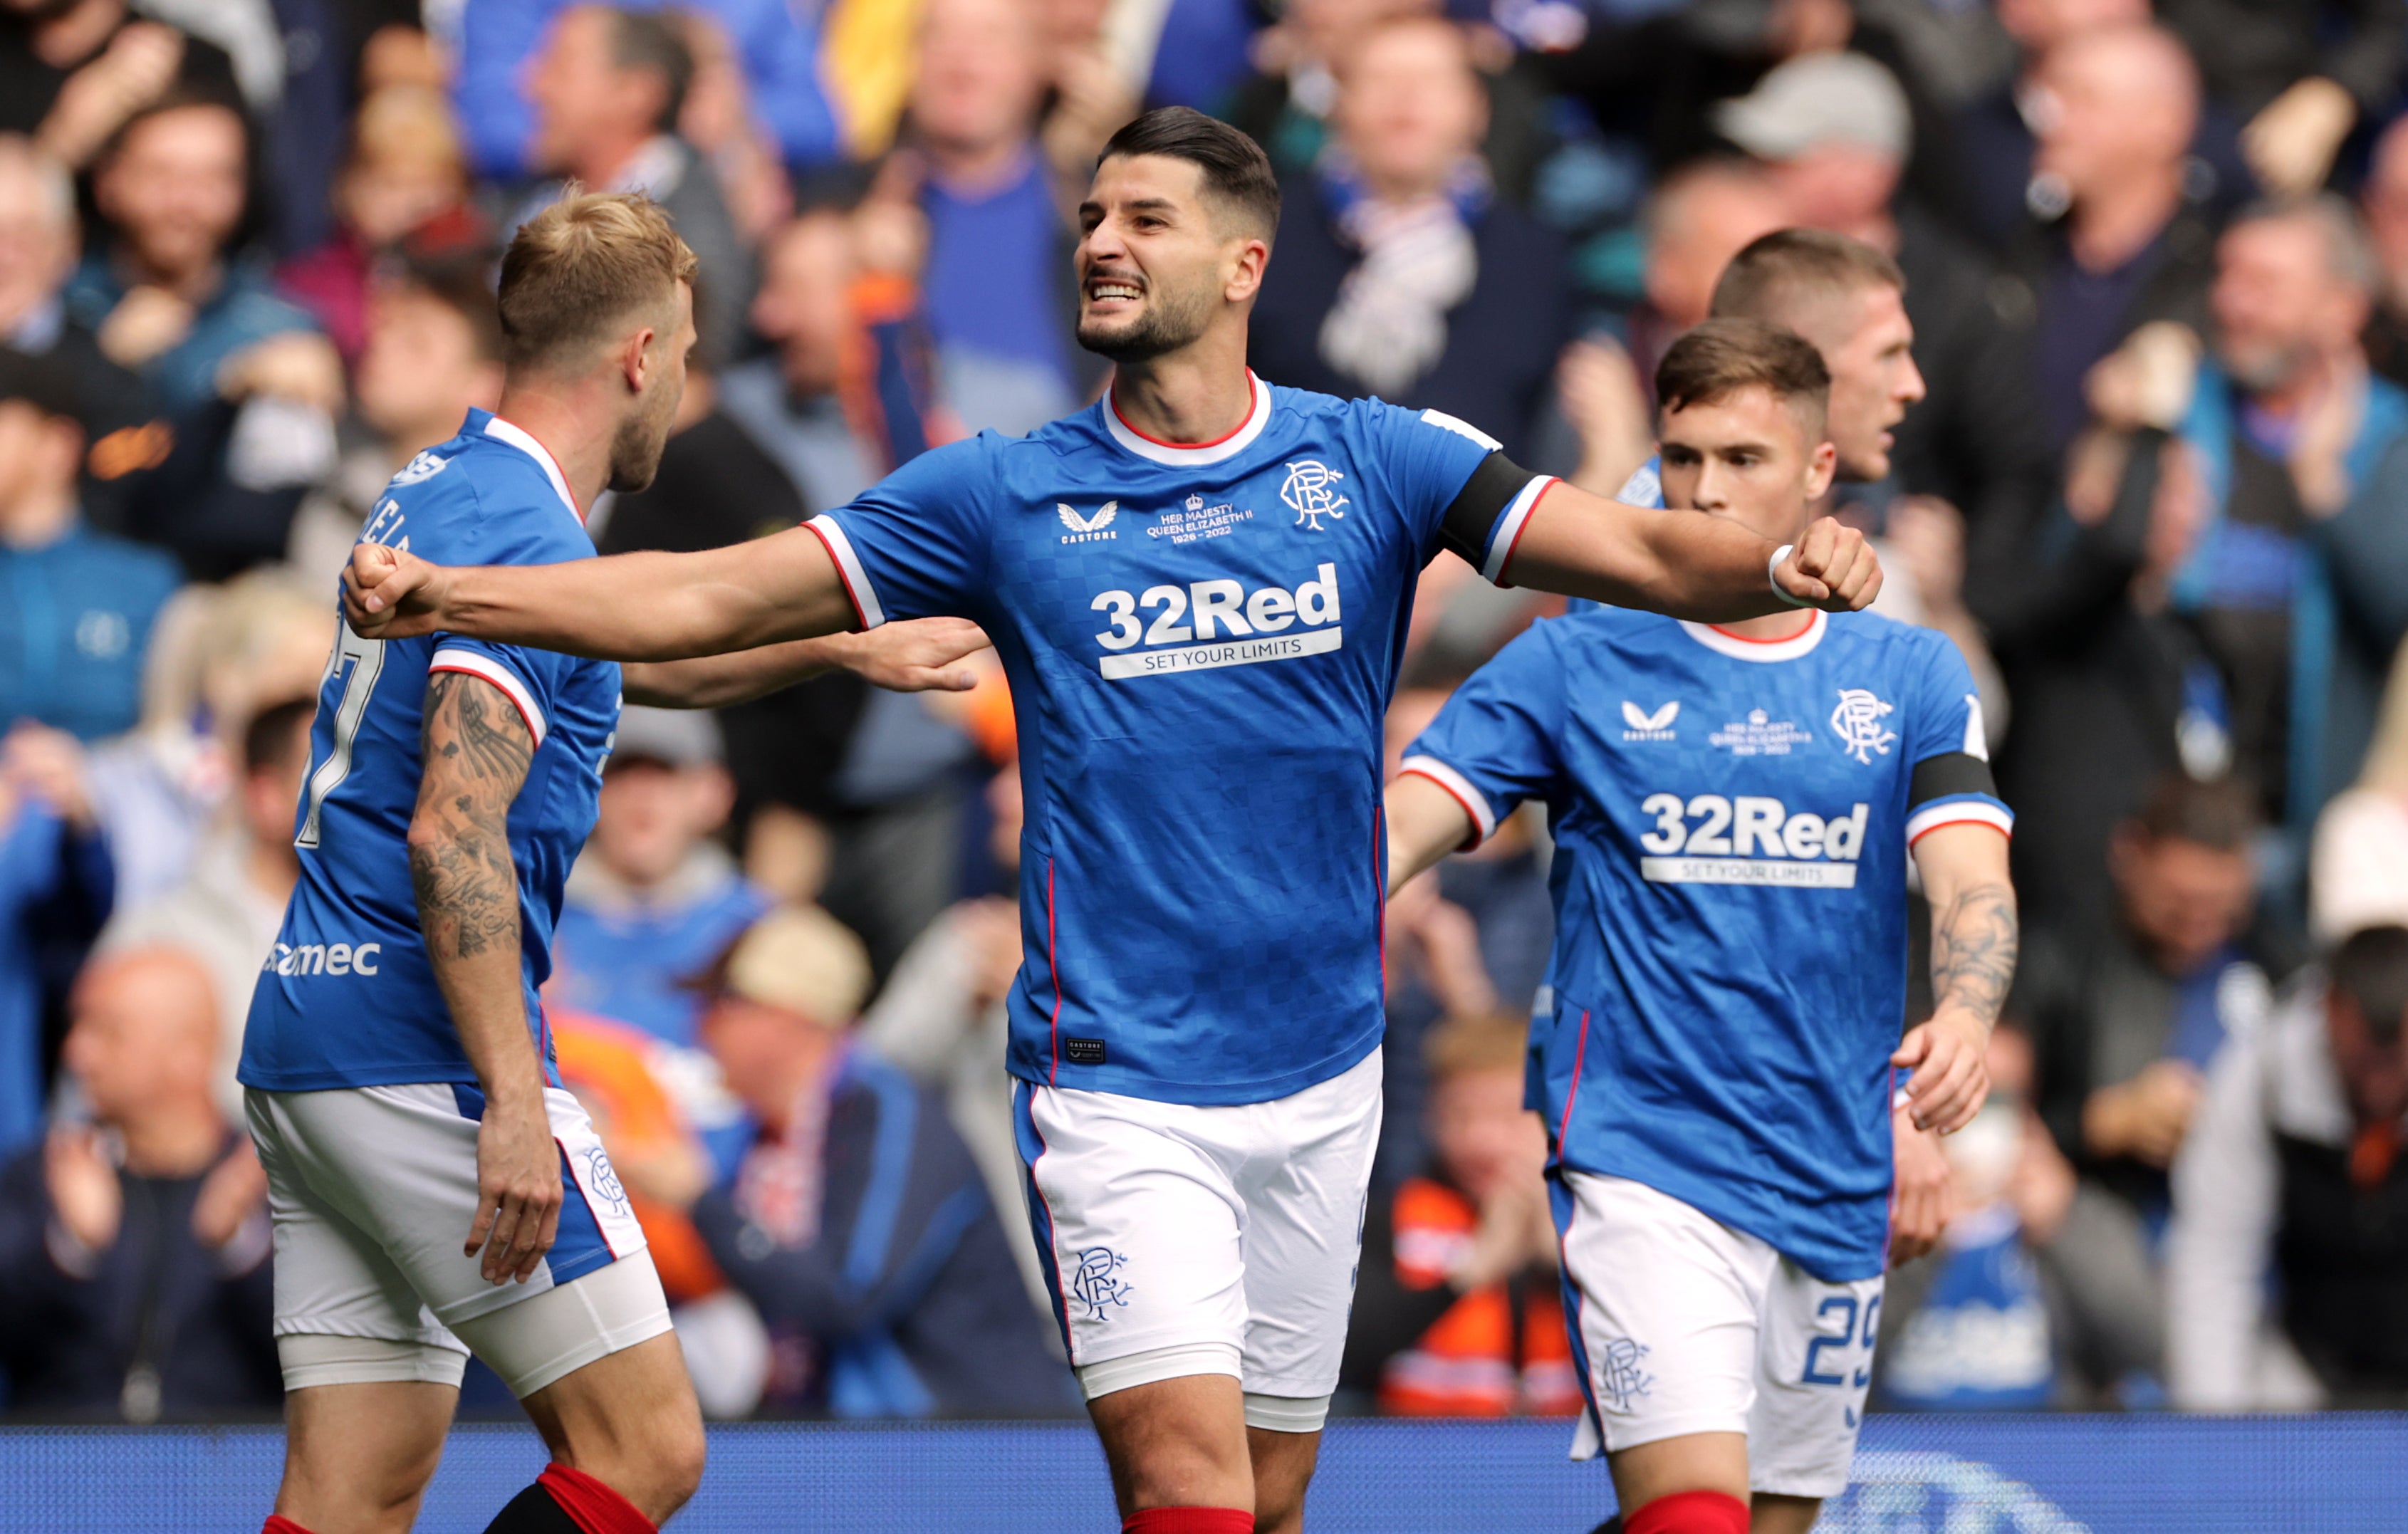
[
  {"xmin": 492, "ymin": 384, "xmax": 607, "ymax": 516},
  {"xmin": 1107, "ymin": 337, "xmax": 1257, "ymax": 447}
]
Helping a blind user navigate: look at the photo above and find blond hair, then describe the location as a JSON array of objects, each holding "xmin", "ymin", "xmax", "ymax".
[{"xmin": 496, "ymin": 189, "xmax": 698, "ymax": 370}]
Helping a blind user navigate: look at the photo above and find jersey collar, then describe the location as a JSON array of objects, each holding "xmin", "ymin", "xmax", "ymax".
[
  {"xmin": 478, "ymin": 412, "xmax": 583, "ymax": 524},
  {"xmin": 1679, "ymin": 610, "xmax": 1827, "ymax": 662},
  {"xmin": 1102, "ymin": 371, "xmax": 1273, "ymax": 466}
]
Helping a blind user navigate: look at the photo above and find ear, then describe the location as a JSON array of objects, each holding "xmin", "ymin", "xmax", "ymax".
[
  {"xmin": 1803, "ymin": 438, "xmax": 1838, "ymax": 501},
  {"xmin": 619, "ymin": 324, "xmax": 660, "ymax": 394},
  {"xmin": 1224, "ymin": 236, "xmax": 1271, "ymax": 304}
]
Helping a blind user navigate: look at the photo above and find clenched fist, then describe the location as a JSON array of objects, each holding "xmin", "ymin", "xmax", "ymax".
[
  {"xmin": 343, "ymin": 541, "xmax": 452, "ymax": 639},
  {"xmin": 1773, "ymin": 516, "xmax": 1884, "ymax": 612}
]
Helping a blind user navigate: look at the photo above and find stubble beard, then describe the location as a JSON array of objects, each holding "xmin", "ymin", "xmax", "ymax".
[{"xmin": 1076, "ymin": 282, "xmax": 1214, "ymax": 365}]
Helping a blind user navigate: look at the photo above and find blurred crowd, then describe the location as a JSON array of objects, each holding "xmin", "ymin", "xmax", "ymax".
[{"xmin": 7, "ymin": 0, "xmax": 2408, "ymax": 1426}]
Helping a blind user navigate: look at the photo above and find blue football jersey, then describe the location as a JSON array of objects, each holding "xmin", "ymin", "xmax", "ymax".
[
  {"xmin": 240, "ymin": 411, "xmax": 621, "ymax": 1092},
  {"xmin": 811, "ymin": 376, "xmax": 1555, "ymax": 1105},
  {"xmin": 1404, "ymin": 606, "xmax": 2011, "ymax": 1279}
]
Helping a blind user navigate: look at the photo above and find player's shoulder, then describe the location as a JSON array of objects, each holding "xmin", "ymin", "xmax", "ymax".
[
  {"xmin": 380, "ymin": 413, "xmax": 586, "ymax": 557},
  {"xmin": 1822, "ymin": 610, "xmax": 1962, "ymax": 671}
]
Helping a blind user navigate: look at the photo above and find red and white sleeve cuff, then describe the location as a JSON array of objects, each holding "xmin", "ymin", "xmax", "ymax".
[
  {"xmin": 805, "ymin": 513, "xmax": 886, "ymax": 630},
  {"xmin": 429, "ymin": 648, "xmax": 548, "ymax": 746},
  {"xmin": 1400, "ymin": 755, "xmax": 1498, "ymax": 847}
]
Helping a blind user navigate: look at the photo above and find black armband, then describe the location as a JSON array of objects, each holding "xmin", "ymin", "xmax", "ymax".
[
  {"xmin": 1907, "ymin": 751, "xmax": 2000, "ymax": 810},
  {"xmin": 1437, "ymin": 451, "xmax": 1550, "ymax": 579}
]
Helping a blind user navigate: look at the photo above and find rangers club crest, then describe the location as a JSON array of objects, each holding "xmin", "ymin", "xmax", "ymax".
[
  {"xmin": 1830, "ymin": 689, "xmax": 1897, "ymax": 764},
  {"xmin": 1281, "ymin": 461, "xmax": 1348, "ymax": 531},
  {"xmin": 1070, "ymin": 1246, "xmax": 1134, "ymax": 1319}
]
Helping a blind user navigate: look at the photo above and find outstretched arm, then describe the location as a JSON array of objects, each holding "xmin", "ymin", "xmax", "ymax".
[
  {"xmin": 346, "ymin": 523, "xmax": 860, "ymax": 660},
  {"xmin": 1504, "ymin": 481, "xmax": 1882, "ymax": 619},
  {"xmin": 1898, "ymin": 823, "xmax": 2018, "ymax": 1134},
  {"xmin": 622, "ymin": 617, "xmax": 993, "ymax": 707},
  {"xmin": 1385, "ymin": 771, "xmax": 1476, "ymax": 898},
  {"xmin": 407, "ymin": 672, "xmax": 558, "ymax": 1284}
]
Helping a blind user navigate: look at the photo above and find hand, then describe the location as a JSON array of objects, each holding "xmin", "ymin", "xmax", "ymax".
[
  {"xmin": 46, "ymin": 1127, "xmax": 122, "ymax": 1253},
  {"xmin": 2084, "ymin": 321, "xmax": 2201, "ymax": 434},
  {"xmin": 837, "ymin": 617, "xmax": 992, "ymax": 692},
  {"xmin": 2242, "ymin": 75, "xmax": 2357, "ymax": 197},
  {"xmin": 1887, "ymin": 1107, "xmax": 1951, "ymax": 1266},
  {"xmin": 190, "ymin": 1141, "xmax": 268, "ymax": 1249},
  {"xmin": 2008, "ymin": 1107, "xmax": 2078, "ymax": 1243},
  {"xmin": 1556, "ymin": 338, "xmax": 1652, "ymax": 496},
  {"xmin": 1775, "ymin": 516, "xmax": 1883, "ymax": 612},
  {"xmin": 467, "ymin": 1091, "xmax": 562, "ymax": 1283},
  {"xmin": 1453, "ymin": 1171, "xmax": 1550, "ymax": 1290},
  {"xmin": 37, "ymin": 21, "xmax": 184, "ymax": 167},
  {"xmin": 95, "ymin": 283, "xmax": 195, "ymax": 370},
  {"xmin": 1892, "ymin": 1011, "xmax": 1989, "ymax": 1134},
  {"xmin": 1883, "ymin": 495, "xmax": 1966, "ymax": 616},
  {"xmin": 343, "ymin": 541, "xmax": 452, "ymax": 638},
  {"xmin": 3, "ymin": 723, "xmax": 96, "ymax": 830},
  {"xmin": 2082, "ymin": 1058, "xmax": 2203, "ymax": 1168},
  {"xmin": 218, "ymin": 332, "xmax": 345, "ymax": 414},
  {"xmin": 2290, "ymin": 353, "xmax": 2367, "ymax": 516}
]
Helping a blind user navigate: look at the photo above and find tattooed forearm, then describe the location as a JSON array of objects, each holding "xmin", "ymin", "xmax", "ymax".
[
  {"xmin": 409, "ymin": 673, "xmax": 533, "ymax": 964},
  {"xmin": 1930, "ymin": 881, "xmax": 2018, "ymax": 1028}
]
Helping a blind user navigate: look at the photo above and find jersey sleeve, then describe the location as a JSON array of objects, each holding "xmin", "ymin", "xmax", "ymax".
[
  {"xmin": 1362, "ymin": 401, "xmax": 1560, "ymax": 587},
  {"xmin": 1397, "ymin": 627, "xmax": 1569, "ymax": 848},
  {"xmin": 803, "ymin": 436, "xmax": 997, "ymax": 629},
  {"xmin": 405, "ymin": 481, "xmax": 580, "ymax": 748},
  {"xmin": 1902, "ymin": 631, "xmax": 2013, "ymax": 845}
]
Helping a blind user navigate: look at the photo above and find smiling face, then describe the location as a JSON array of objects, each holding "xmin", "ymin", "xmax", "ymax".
[
  {"xmin": 95, "ymin": 103, "xmax": 249, "ymax": 288},
  {"xmin": 1074, "ymin": 152, "xmax": 1266, "ymax": 364},
  {"xmin": 1657, "ymin": 384, "xmax": 1837, "ymax": 547}
]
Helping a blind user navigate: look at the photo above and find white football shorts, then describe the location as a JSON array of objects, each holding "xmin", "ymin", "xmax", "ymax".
[
  {"xmin": 1013, "ymin": 1048, "xmax": 1382, "ymax": 1431},
  {"xmin": 1557, "ymin": 1171, "xmax": 1882, "ymax": 1500},
  {"xmin": 247, "ymin": 1081, "xmax": 671, "ymax": 1399}
]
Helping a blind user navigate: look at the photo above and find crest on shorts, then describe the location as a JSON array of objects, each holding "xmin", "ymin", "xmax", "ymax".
[
  {"xmin": 1599, "ymin": 1337, "xmax": 1654, "ymax": 1410},
  {"xmin": 1070, "ymin": 1246, "xmax": 1134, "ymax": 1319},
  {"xmin": 582, "ymin": 1145, "xmax": 630, "ymax": 1216}
]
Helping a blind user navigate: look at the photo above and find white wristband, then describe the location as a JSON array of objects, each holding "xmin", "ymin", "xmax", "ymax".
[{"xmin": 1768, "ymin": 543, "xmax": 1813, "ymax": 608}]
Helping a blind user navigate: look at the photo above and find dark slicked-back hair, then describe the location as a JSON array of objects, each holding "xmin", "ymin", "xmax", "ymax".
[
  {"xmin": 1711, "ymin": 229, "xmax": 1904, "ymax": 327},
  {"xmin": 2126, "ymin": 773, "xmax": 2259, "ymax": 852},
  {"xmin": 1656, "ymin": 317, "xmax": 1830, "ymax": 436},
  {"xmin": 605, "ymin": 7, "xmax": 695, "ymax": 135},
  {"xmin": 2332, "ymin": 925, "xmax": 2408, "ymax": 1045},
  {"xmin": 1098, "ymin": 107, "xmax": 1281, "ymax": 242}
]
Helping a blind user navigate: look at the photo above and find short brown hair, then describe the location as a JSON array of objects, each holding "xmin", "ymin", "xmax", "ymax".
[
  {"xmin": 1656, "ymin": 317, "xmax": 1830, "ymax": 434},
  {"xmin": 496, "ymin": 189, "xmax": 697, "ymax": 370},
  {"xmin": 1710, "ymin": 229, "xmax": 1904, "ymax": 328},
  {"xmin": 1424, "ymin": 1011, "xmax": 1531, "ymax": 1079},
  {"xmin": 1100, "ymin": 107, "xmax": 1281, "ymax": 242},
  {"xmin": 2127, "ymin": 773, "xmax": 2259, "ymax": 852}
]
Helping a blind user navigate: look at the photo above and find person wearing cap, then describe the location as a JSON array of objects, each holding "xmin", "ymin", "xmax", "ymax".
[
  {"xmin": 550, "ymin": 706, "xmax": 771, "ymax": 1053},
  {"xmin": 623, "ymin": 904, "xmax": 1075, "ymax": 1417},
  {"xmin": 0, "ymin": 345, "xmax": 182, "ymax": 743},
  {"xmin": 1714, "ymin": 51, "xmax": 2057, "ymax": 575}
]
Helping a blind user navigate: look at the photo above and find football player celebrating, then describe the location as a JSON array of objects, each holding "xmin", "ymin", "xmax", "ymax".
[
  {"xmin": 341, "ymin": 110, "xmax": 1881, "ymax": 1534},
  {"xmin": 1386, "ymin": 320, "xmax": 2016, "ymax": 1534},
  {"xmin": 242, "ymin": 191, "xmax": 986, "ymax": 1534}
]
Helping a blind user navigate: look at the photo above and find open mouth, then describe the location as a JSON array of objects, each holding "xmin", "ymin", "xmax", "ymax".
[{"xmin": 1084, "ymin": 276, "xmax": 1145, "ymax": 308}]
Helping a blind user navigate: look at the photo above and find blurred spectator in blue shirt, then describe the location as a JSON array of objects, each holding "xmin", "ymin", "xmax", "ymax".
[
  {"xmin": 0, "ymin": 725, "xmax": 114, "ymax": 1161},
  {"xmin": 0, "ymin": 946, "xmax": 276, "ymax": 1419},
  {"xmin": 0, "ymin": 348, "xmax": 179, "ymax": 743},
  {"xmin": 517, "ymin": 6, "xmax": 754, "ymax": 368},
  {"xmin": 907, "ymin": 0, "xmax": 1092, "ymax": 436},
  {"xmin": 551, "ymin": 706, "xmax": 770, "ymax": 1053},
  {"xmin": 624, "ymin": 907, "xmax": 1072, "ymax": 1417},
  {"xmin": 453, "ymin": 0, "xmax": 840, "ymax": 181},
  {"xmin": 1249, "ymin": 16, "xmax": 1569, "ymax": 461}
]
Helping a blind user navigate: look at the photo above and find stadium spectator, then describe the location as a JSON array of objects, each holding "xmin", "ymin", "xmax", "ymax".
[
  {"xmin": 0, "ymin": 346, "xmax": 180, "ymax": 742},
  {"xmin": 0, "ymin": 946, "xmax": 276, "ymax": 1419},
  {"xmin": 1340, "ymin": 1011, "xmax": 1574, "ymax": 1418},
  {"xmin": 1875, "ymin": 1026, "xmax": 2164, "ymax": 1409},
  {"xmin": 625, "ymin": 906, "xmax": 1072, "ymax": 1417},
  {"xmin": 520, "ymin": 6, "xmax": 754, "ymax": 368},
  {"xmin": 0, "ymin": 724, "xmax": 113, "ymax": 1160},
  {"xmin": 1622, "ymin": 158, "xmax": 1787, "ymax": 400},
  {"xmin": 2311, "ymin": 643, "xmax": 2408, "ymax": 946},
  {"xmin": 2169, "ymin": 923, "xmax": 2408, "ymax": 1408},
  {"xmin": 284, "ymin": 260, "xmax": 506, "ymax": 580},
  {"xmin": 550, "ymin": 706, "xmax": 769, "ymax": 1052},
  {"xmin": 2158, "ymin": 0, "xmax": 2404, "ymax": 199},
  {"xmin": 2018, "ymin": 778, "xmax": 2277, "ymax": 1293},
  {"xmin": 453, "ymin": 0, "xmax": 841, "ymax": 181},
  {"xmin": 2009, "ymin": 23, "xmax": 2223, "ymax": 454},
  {"xmin": 0, "ymin": 0, "xmax": 243, "ymax": 170},
  {"xmin": 907, "ymin": 0, "xmax": 1095, "ymax": 435},
  {"xmin": 69, "ymin": 95, "xmax": 343, "ymax": 578},
  {"xmin": 1248, "ymin": 16, "xmax": 1570, "ymax": 461},
  {"xmin": 274, "ymin": 85, "xmax": 487, "ymax": 366},
  {"xmin": 0, "ymin": 136, "xmax": 160, "ymax": 530},
  {"xmin": 95, "ymin": 696, "xmax": 311, "ymax": 1117},
  {"xmin": 2362, "ymin": 115, "xmax": 2408, "ymax": 390},
  {"xmin": 1718, "ymin": 52, "xmax": 2057, "ymax": 560}
]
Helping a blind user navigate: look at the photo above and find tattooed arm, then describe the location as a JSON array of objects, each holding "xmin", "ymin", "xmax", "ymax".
[
  {"xmin": 407, "ymin": 671, "xmax": 560, "ymax": 1284},
  {"xmin": 1897, "ymin": 822, "xmax": 2019, "ymax": 1134}
]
